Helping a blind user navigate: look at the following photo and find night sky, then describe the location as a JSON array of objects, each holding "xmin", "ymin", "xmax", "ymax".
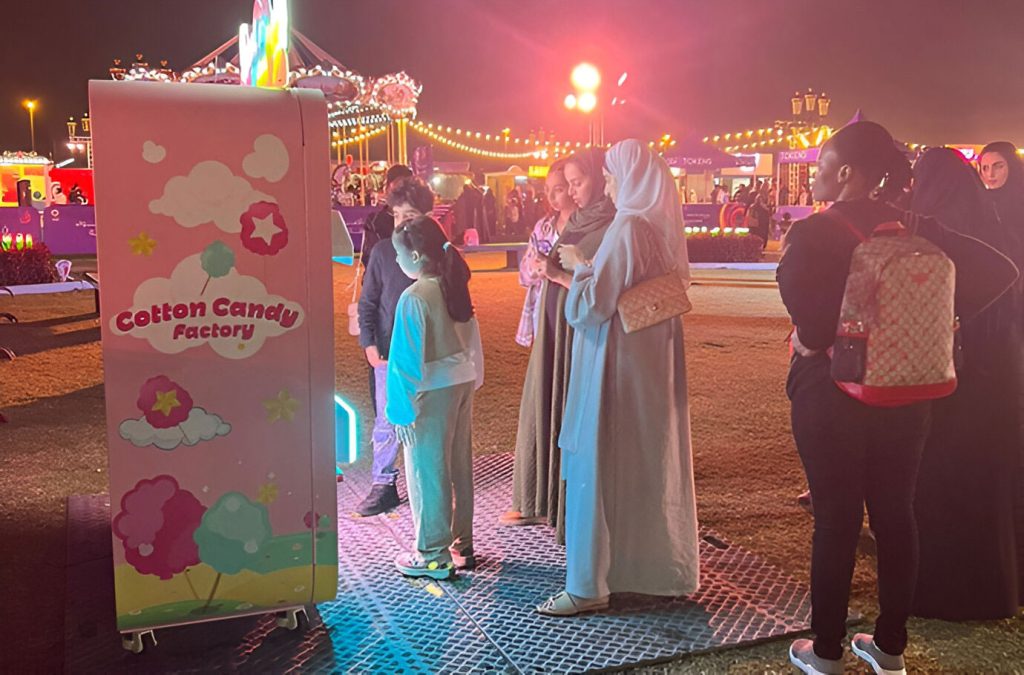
[{"xmin": 4, "ymin": 0, "xmax": 1023, "ymax": 159}]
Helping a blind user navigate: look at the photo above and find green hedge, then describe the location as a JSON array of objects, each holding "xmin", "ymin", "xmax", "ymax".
[{"xmin": 0, "ymin": 244, "xmax": 59, "ymax": 285}]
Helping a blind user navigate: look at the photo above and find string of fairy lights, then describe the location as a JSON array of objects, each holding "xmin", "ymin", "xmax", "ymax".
[
  {"xmin": 704, "ymin": 123, "xmax": 1024, "ymax": 157},
  {"xmin": 407, "ymin": 120, "xmax": 678, "ymax": 159},
  {"xmin": 705, "ymin": 126, "xmax": 833, "ymax": 154},
  {"xmin": 335, "ymin": 118, "xmax": 1024, "ymax": 161},
  {"xmin": 331, "ymin": 124, "xmax": 389, "ymax": 148},
  {"xmin": 408, "ymin": 120, "xmax": 595, "ymax": 160}
]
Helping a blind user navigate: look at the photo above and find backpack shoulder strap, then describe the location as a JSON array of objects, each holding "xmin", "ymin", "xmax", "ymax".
[
  {"xmin": 636, "ymin": 218, "xmax": 676, "ymax": 275},
  {"xmin": 821, "ymin": 208, "xmax": 869, "ymax": 243}
]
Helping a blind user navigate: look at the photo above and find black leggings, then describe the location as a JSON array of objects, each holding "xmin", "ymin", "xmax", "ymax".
[{"xmin": 788, "ymin": 354, "xmax": 930, "ymax": 660}]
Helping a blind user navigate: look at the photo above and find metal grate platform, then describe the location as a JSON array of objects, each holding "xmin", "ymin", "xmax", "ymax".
[{"xmin": 66, "ymin": 453, "xmax": 824, "ymax": 673}]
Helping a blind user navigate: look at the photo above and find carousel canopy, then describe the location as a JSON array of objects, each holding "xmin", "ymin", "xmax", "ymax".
[{"xmin": 111, "ymin": 29, "xmax": 420, "ymax": 126}]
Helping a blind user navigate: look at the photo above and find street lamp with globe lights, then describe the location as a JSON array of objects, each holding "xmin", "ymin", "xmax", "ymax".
[
  {"xmin": 564, "ymin": 64, "xmax": 630, "ymax": 147},
  {"xmin": 564, "ymin": 63, "xmax": 604, "ymax": 146}
]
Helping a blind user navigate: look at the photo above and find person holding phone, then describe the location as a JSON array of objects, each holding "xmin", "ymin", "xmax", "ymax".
[{"xmin": 502, "ymin": 150, "xmax": 616, "ymax": 540}]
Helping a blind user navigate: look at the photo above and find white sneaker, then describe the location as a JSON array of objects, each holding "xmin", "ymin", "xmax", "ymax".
[{"xmin": 788, "ymin": 639, "xmax": 844, "ymax": 675}]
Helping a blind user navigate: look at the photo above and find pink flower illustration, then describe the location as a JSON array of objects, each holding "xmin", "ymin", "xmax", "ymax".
[
  {"xmin": 137, "ymin": 375, "xmax": 193, "ymax": 429},
  {"xmin": 303, "ymin": 510, "xmax": 330, "ymax": 530},
  {"xmin": 113, "ymin": 475, "xmax": 206, "ymax": 580},
  {"xmin": 239, "ymin": 201, "xmax": 288, "ymax": 256}
]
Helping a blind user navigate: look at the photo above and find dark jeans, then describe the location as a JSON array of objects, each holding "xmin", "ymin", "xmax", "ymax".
[{"xmin": 788, "ymin": 353, "xmax": 930, "ymax": 660}]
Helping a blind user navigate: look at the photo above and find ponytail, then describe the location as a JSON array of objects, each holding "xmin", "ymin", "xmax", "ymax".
[
  {"xmin": 439, "ymin": 242, "xmax": 474, "ymax": 322},
  {"xmin": 877, "ymin": 147, "xmax": 913, "ymax": 204},
  {"xmin": 394, "ymin": 216, "xmax": 474, "ymax": 322}
]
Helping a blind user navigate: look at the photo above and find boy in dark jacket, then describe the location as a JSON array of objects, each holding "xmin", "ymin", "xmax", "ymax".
[
  {"xmin": 355, "ymin": 177, "xmax": 435, "ymax": 516},
  {"xmin": 361, "ymin": 164, "xmax": 414, "ymax": 268}
]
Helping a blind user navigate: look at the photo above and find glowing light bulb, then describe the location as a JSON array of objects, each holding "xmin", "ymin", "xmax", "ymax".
[
  {"xmin": 577, "ymin": 92, "xmax": 597, "ymax": 113},
  {"xmin": 571, "ymin": 63, "xmax": 601, "ymax": 92}
]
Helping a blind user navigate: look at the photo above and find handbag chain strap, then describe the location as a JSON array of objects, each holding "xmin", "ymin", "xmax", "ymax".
[{"xmin": 639, "ymin": 219, "xmax": 677, "ymax": 278}]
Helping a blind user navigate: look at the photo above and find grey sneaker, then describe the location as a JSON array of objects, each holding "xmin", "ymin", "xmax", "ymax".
[
  {"xmin": 789, "ymin": 639, "xmax": 843, "ymax": 675},
  {"xmin": 851, "ymin": 633, "xmax": 906, "ymax": 675}
]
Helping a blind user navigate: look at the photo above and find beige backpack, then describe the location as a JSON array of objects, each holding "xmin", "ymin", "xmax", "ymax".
[{"xmin": 829, "ymin": 212, "xmax": 958, "ymax": 407}]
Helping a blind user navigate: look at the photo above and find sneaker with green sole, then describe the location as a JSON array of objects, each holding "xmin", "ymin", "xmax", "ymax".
[{"xmin": 394, "ymin": 552, "xmax": 455, "ymax": 580}]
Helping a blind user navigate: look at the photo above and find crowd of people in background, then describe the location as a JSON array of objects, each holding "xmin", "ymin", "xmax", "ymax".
[
  {"xmin": 350, "ymin": 122, "xmax": 1024, "ymax": 675},
  {"xmin": 342, "ymin": 158, "xmax": 825, "ymax": 254}
]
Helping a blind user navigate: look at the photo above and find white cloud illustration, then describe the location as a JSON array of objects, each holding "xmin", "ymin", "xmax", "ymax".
[
  {"xmin": 120, "ymin": 407, "xmax": 231, "ymax": 450},
  {"xmin": 242, "ymin": 134, "xmax": 289, "ymax": 183},
  {"xmin": 149, "ymin": 160, "xmax": 273, "ymax": 233},
  {"xmin": 142, "ymin": 141, "xmax": 166, "ymax": 164},
  {"xmin": 109, "ymin": 253, "xmax": 304, "ymax": 359}
]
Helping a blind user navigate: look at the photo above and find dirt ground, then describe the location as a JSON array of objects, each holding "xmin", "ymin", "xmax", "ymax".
[{"xmin": 1, "ymin": 253, "xmax": 1021, "ymax": 673}]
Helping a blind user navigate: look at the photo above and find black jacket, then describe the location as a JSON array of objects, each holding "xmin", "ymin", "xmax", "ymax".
[
  {"xmin": 778, "ymin": 199, "xmax": 1018, "ymax": 353},
  {"xmin": 357, "ymin": 237, "xmax": 414, "ymax": 358}
]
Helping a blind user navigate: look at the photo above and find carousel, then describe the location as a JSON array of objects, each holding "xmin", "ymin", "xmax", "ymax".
[{"xmin": 108, "ymin": 27, "xmax": 421, "ymax": 169}]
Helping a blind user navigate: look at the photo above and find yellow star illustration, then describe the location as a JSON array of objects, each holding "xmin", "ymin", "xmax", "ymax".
[
  {"xmin": 129, "ymin": 232, "xmax": 157, "ymax": 256},
  {"xmin": 151, "ymin": 389, "xmax": 181, "ymax": 417},
  {"xmin": 264, "ymin": 389, "xmax": 299, "ymax": 423},
  {"xmin": 257, "ymin": 482, "xmax": 279, "ymax": 504}
]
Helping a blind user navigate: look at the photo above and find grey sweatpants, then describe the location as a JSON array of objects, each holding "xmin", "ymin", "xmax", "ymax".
[{"xmin": 403, "ymin": 381, "xmax": 475, "ymax": 563}]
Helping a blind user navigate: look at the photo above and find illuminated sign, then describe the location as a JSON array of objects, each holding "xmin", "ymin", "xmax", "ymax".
[
  {"xmin": 239, "ymin": 0, "xmax": 289, "ymax": 89},
  {"xmin": 778, "ymin": 148, "xmax": 820, "ymax": 164}
]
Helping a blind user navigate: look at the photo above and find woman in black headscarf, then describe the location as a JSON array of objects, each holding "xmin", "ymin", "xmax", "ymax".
[
  {"xmin": 911, "ymin": 148, "xmax": 1022, "ymax": 620},
  {"xmin": 503, "ymin": 148, "xmax": 616, "ymax": 542},
  {"xmin": 979, "ymin": 142, "xmax": 1024, "ymax": 607}
]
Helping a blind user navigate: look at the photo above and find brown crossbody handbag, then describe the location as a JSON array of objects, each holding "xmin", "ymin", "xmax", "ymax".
[{"xmin": 616, "ymin": 220, "xmax": 692, "ymax": 334}]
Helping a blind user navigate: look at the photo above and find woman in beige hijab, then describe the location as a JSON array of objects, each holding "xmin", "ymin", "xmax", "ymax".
[{"xmin": 537, "ymin": 140, "xmax": 699, "ymax": 616}]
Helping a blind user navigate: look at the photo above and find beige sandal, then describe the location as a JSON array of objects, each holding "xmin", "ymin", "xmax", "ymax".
[{"xmin": 535, "ymin": 591, "xmax": 609, "ymax": 617}]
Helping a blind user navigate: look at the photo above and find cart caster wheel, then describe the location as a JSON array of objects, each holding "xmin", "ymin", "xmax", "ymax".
[
  {"xmin": 122, "ymin": 629, "xmax": 156, "ymax": 654},
  {"xmin": 0, "ymin": 313, "xmax": 16, "ymax": 323},
  {"xmin": 275, "ymin": 606, "xmax": 307, "ymax": 631}
]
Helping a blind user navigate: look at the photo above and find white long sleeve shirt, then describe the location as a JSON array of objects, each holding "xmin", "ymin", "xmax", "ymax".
[{"xmin": 385, "ymin": 277, "xmax": 484, "ymax": 426}]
